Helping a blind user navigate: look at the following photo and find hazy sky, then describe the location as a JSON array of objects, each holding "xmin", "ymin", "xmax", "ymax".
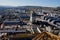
[{"xmin": 0, "ymin": 0, "xmax": 60, "ymax": 7}]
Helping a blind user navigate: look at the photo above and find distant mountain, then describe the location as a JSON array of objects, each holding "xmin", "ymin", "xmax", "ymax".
[
  {"xmin": 0, "ymin": 6, "xmax": 56, "ymax": 10},
  {"xmin": 0, "ymin": 6, "xmax": 59, "ymax": 15}
]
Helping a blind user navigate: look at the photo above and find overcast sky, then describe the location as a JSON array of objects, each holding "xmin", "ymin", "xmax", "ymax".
[{"xmin": 0, "ymin": 0, "xmax": 60, "ymax": 7}]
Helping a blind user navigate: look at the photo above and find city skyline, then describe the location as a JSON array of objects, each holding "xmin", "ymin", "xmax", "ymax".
[{"xmin": 0, "ymin": 0, "xmax": 60, "ymax": 7}]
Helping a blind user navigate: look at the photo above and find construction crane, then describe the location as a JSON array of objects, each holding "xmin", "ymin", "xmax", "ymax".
[{"xmin": 33, "ymin": 32, "xmax": 60, "ymax": 40}]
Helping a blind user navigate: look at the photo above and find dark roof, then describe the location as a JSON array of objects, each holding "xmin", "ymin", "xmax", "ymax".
[
  {"xmin": 53, "ymin": 20, "xmax": 60, "ymax": 24},
  {"xmin": 49, "ymin": 18, "xmax": 57, "ymax": 22},
  {"xmin": 20, "ymin": 16, "xmax": 30, "ymax": 18},
  {"xmin": 32, "ymin": 13, "xmax": 43, "ymax": 17},
  {"xmin": 3, "ymin": 20, "xmax": 27, "ymax": 26},
  {"xmin": 46, "ymin": 17, "xmax": 54, "ymax": 20}
]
